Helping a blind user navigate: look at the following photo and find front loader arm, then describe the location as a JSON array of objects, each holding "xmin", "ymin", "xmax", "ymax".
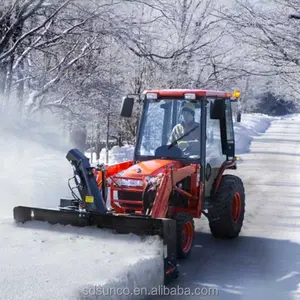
[
  {"xmin": 151, "ymin": 165, "xmax": 196, "ymax": 218},
  {"xmin": 94, "ymin": 160, "xmax": 135, "ymax": 187},
  {"xmin": 105, "ymin": 160, "xmax": 135, "ymax": 177}
]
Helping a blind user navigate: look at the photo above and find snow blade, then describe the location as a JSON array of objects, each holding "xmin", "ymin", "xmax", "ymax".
[{"xmin": 13, "ymin": 206, "xmax": 178, "ymax": 284}]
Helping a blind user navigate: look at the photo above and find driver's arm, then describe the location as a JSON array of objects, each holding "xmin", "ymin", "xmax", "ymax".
[
  {"xmin": 168, "ymin": 124, "xmax": 183, "ymax": 144},
  {"xmin": 168, "ymin": 129, "xmax": 175, "ymax": 144},
  {"xmin": 169, "ymin": 126, "xmax": 190, "ymax": 151}
]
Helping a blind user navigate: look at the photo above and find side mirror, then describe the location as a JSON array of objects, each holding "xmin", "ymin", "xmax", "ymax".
[
  {"xmin": 120, "ymin": 96, "xmax": 134, "ymax": 117},
  {"xmin": 210, "ymin": 99, "xmax": 225, "ymax": 119}
]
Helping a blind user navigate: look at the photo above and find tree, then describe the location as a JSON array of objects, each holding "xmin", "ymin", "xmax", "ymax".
[{"xmin": 219, "ymin": 0, "xmax": 300, "ymax": 99}]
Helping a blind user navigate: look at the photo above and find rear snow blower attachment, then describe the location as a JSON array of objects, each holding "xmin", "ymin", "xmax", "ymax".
[{"xmin": 13, "ymin": 148, "xmax": 178, "ymax": 284}]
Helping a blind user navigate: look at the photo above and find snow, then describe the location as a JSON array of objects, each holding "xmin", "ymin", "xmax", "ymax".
[
  {"xmin": 100, "ymin": 145, "xmax": 135, "ymax": 165},
  {"xmin": 233, "ymin": 113, "xmax": 274, "ymax": 155},
  {"xmin": 0, "ymin": 116, "xmax": 72, "ymax": 218},
  {"xmin": 0, "ymin": 220, "xmax": 163, "ymax": 300},
  {"xmin": 0, "ymin": 220, "xmax": 164, "ymax": 300},
  {"xmin": 0, "ymin": 113, "xmax": 164, "ymax": 300}
]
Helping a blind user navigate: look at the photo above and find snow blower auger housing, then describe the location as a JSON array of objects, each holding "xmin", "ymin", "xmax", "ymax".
[{"xmin": 13, "ymin": 88, "xmax": 245, "ymax": 284}]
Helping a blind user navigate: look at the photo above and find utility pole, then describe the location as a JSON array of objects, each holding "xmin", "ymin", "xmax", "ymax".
[
  {"xmin": 106, "ymin": 51, "xmax": 112, "ymax": 165},
  {"xmin": 105, "ymin": 0, "xmax": 115, "ymax": 165},
  {"xmin": 105, "ymin": 19, "xmax": 114, "ymax": 164}
]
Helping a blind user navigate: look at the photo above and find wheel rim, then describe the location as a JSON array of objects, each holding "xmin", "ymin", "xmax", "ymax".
[
  {"xmin": 181, "ymin": 221, "xmax": 194, "ymax": 253},
  {"xmin": 232, "ymin": 192, "xmax": 242, "ymax": 223}
]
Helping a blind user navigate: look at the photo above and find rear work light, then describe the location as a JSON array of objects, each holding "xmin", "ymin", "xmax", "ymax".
[
  {"xmin": 146, "ymin": 93, "xmax": 158, "ymax": 100},
  {"xmin": 184, "ymin": 93, "xmax": 196, "ymax": 100}
]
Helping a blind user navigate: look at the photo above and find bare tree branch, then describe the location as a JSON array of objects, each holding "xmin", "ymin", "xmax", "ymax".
[{"xmin": 0, "ymin": 0, "xmax": 71, "ymax": 62}]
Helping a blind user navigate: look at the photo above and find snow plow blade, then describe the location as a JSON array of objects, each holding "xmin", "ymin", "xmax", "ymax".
[{"xmin": 13, "ymin": 205, "xmax": 178, "ymax": 284}]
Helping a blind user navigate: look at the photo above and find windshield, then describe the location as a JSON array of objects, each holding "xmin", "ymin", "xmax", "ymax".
[{"xmin": 136, "ymin": 98, "xmax": 201, "ymax": 160}]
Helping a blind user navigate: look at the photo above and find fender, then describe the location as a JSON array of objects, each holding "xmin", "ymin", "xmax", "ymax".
[{"xmin": 212, "ymin": 159, "xmax": 237, "ymax": 197}]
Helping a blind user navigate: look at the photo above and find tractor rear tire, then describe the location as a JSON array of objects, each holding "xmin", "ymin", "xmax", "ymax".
[
  {"xmin": 208, "ymin": 174, "xmax": 245, "ymax": 239},
  {"xmin": 174, "ymin": 213, "xmax": 195, "ymax": 258}
]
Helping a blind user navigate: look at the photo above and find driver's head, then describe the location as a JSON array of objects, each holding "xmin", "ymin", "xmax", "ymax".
[{"xmin": 181, "ymin": 102, "xmax": 195, "ymax": 125}]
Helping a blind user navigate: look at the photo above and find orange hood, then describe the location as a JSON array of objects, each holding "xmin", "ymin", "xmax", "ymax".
[{"xmin": 122, "ymin": 159, "xmax": 183, "ymax": 178}]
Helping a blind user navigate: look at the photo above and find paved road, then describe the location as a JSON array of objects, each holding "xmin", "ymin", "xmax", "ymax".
[{"xmin": 153, "ymin": 115, "xmax": 300, "ymax": 300}]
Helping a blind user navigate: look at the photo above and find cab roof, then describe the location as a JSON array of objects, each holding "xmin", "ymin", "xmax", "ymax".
[{"xmin": 143, "ymin": 89, "xmax": 233, "ymax": 99}]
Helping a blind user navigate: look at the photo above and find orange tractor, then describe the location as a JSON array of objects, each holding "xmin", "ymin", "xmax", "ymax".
[{"xmin": 13, "ymin": 89, "xmax": 245, "ymax": 283}]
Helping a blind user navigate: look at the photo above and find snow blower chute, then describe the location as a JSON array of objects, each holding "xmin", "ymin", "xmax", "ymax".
[{"xmin": 13, "ymin": 148, "xmax": 178, "ymax": 284}]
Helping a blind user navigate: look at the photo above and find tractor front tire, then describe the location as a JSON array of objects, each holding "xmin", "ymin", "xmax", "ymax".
[
  {"xmin": 175, "ymin": 213, "xmax": 195, "ymax": 258},
  {"xmin": 208, "ymin": 175, "xmax": 245, "ymax": 239}
]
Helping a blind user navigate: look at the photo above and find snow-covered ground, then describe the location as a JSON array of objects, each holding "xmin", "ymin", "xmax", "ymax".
[
  {"xmin": 0, "ymin": 221, "xmax": 163, "ymax": 300},
  {"xmin": 1, "ymin": 112, "xmax": 289, "ymax": 299}
]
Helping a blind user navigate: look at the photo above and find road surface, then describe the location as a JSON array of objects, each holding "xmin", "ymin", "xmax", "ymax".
[{"xmin": 154, "ymin": 115, "xmax": 300, "ymax": 300}]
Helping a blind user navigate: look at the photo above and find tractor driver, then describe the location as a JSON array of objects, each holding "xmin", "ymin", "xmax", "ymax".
[{"xmin": 168, "ymin": 102, "xmax": 200, "ymax": 155}]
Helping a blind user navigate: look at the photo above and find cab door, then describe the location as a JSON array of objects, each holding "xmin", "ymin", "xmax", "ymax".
[{"xmin": 205, "ymin": 100, "xmax": 226, "ymax": 196}]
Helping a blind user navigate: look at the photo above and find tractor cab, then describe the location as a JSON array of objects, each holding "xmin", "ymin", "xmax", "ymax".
[
  {"xmin": 116, "ymin": 89, "xmax": 241, "ymax": 212},
  {"xmin": 121, "ymin": 89, "xmax": 239, "ymax": 168}
]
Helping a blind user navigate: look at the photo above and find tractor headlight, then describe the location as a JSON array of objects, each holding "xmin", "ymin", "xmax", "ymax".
[
  {"xmin": 119, "ymin": 179, "xmax": 144, "ymax": 187},
  {"xmin": 117, "ymin": 176, "xmax": 155, "ymax": 187}
]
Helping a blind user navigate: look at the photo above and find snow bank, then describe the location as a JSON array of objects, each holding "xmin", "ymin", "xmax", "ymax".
[
  {"xmin": 0, "ymin": 112, "xmax": 164, "ymax": 300},
  {"xmin": 100, "ymin": 145, "xmax": 135, "ymax": 165},
  {"xmin": 78, "ymin": 257, "xmax": 163, "ymax": 300},
  {"xmin": 0, "ymin": 220, "xmax": 163, "ymax": 300},
  {"xmin": 234, "ymin": 113, "xmax": 273, "ymax": 154}
]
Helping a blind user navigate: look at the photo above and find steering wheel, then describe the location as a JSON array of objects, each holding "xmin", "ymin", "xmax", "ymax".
[{"xmin": 155, "ymin": 144, "xmax": 183, "ymax": 158}]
